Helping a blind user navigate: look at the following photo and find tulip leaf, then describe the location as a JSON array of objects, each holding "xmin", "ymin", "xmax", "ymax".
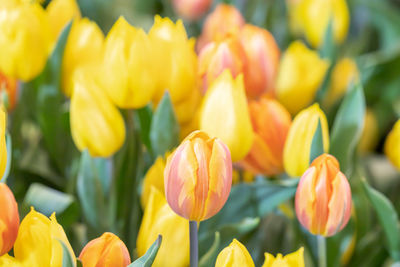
[
  {"xmin": 319, "ymin": 18, "xmax": 335, "ymax": 60},
  {"xmin": 1, "ymin": 133, "xmax": 12, "ymax": 183},
  {"xmin": 59, "ymin": 239, "xmax": 75, "ymax": 267},
  {"xmin": 150, "ymin": 92, "xmax": 179, "ymax": 157},
  {"xmin": 361, "ymin": 179, "xmax": 400, "ymax": 261},
  {"xmin": 330, "ymin": 83, "xmax": 366, "ymax": 172},
  {"xmin": 199, "ymin": 232, "xmax": 221, "ymax": 267},
  {"xmin": 310, "ymin": 119, "xmax": 324, "ymax": 164},
  {"xmin": 129, "ymin": 235, "xmax": 162, "ymax": 267},
  {"xmin": 136, "ymin": 105, "xmax": 153, "ymax": 154}
]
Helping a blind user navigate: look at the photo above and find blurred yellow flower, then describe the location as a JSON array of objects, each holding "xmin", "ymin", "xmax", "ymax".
[
  {"xmin": 141, "ymin": 155, "xmax": 167, "ymax": 208},
  {"xmin": 215, "ymin": 239, "xmax": 255, "ymax": 267},
  {"xmin": 200, "ymin": 70, "xmax": 254, "ymax": 162},
  {"xmin": 46, "ymin": 0, "xmax": 81, "ymax": 42},
  {"xmin": 384, "ymin": 119, "xmax": 400, "ymax": 170},
  {"xmin": 262, "ymin": 247, "xmax": 304, "ymax": 267},
  {"xmin": 358, "ymin": 109, "xmax": 379, "ymax": 154},
  {"xmin": 0, "ymin": 109, "xmax": 6, "ymax": 179},
  {"xmin": 277, "ymin": 41, "xmax": 329, "ymax": 115}
]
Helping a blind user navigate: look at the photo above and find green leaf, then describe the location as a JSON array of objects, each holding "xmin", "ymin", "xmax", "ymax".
[
  {"xmin": 319, "ymin": 18, "xmax": 335, "ymax": 60},
  {"xmin": 330, "ymin": 83, "xmax": 366, "ymax": 173},
  {"xmin": 309, "ymin": 119, "xmax": 324, "ymax": 164},
  {"xmin": 136, "ymin": 105, "xmax": 153, "ymax": 153},
  {"xmin": 150, "ymin": 92, "xmax": 179, "ymax": 157},
  {"xmin": 361, "ymin": 179, "xmax": 400, "ymax": 261},
  {"xmin": 1, "ymin": 133, "xmax": 12, "ymax": 182},
  {"xmin": 59, "ymin": 239, "xmax": 75, "ymax": 267},
  {"xmin": 199, "ymin": 232, "xmax": 221, "ymax": 267},
  {"xmin": 129, "ymin": 235, "xmax": 162, "ymax": 267}
]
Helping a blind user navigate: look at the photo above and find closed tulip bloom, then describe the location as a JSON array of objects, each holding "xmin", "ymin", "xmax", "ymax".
[
  {"xmin": 262, "ymin": 247, "xmax": 304, "ymax": 267},
  {"xmin": 385, "ymin": 119, "xmax": 400, "ymax": 170},
  {"xmin": 0, "ymin": 2, "xmax": 51, "ymax": 81},
  {"xmin": 200, "ymin": 70, "xmax": 253, "ymax": 162},
  {"xmin": 295, "ymin": 154, "xmax": 352, "ymax": 236},
  {"xmin": 0, "ymin": 109, "xmax": 6, "ymax": 178},
  {"xmin": 241, "ymin": 97, "xmax": 291, "ymax": 176},
  {"xmin": 239, "ymin": 24, "xmax": 280, "ymax": 98},
  {"xmin": 70, "ymin": 67, "xmax": 125, "ymax": 157},
  {"xmin": 164, "ymin": 130, "xmax": 232, "ymax": 221},
  {"xmin": 276, "ymin": 41, "xmax": 329, "ymax": 115},
  {"xmin": 79, "ymin": 232, "xmax": 130, "ymax": 267},
  {"xmin": 137, "ymin": 187, "xmax": 189, "ymax": 267},
  {"xmin": 141, "ymin": 155, "xmax": 168, "ymax": 208},
  {"xmin": 0, "ymin": 72, "xmax": 17, "ymax": 110},
  {"xmin": 198, "ymin": 36, "xmax": 247, "ymax": 93},
  {"xmin": 46, "ymin": 0, "xmax": 81, "ymax": 42},
  {"xmin": 215, "ymin": 239, "xmax": 255, "ymax": 267},
  {"xmin": 173, "ymin": 86, "xmax": 202, "ymax": 125},
  {"xmin": 0, "ymin": 184, "xmax": 19, "ymax": 256},
  {"xmin": 283, "ymin": 103, "xmax": 329, "ymax": 177},
  {"xmin": 173, "ymin": 0, "xmax": 212, "ymax": 21},
  {"xmin": 62, "ymin": 18, "xmax": 104, "ymax": 97},
  {"xmin": 197, "ymin": 4, "xmax": 245, "ymax": 51},
  {"xmin": 358, "ymin": 109, "xmax": 379, "ymax": 154}
]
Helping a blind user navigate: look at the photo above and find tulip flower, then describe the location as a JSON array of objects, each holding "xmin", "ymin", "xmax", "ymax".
[
  {"xmin": 197, "ymin": 4, "xmax": 245, "ymax": 51},
  {"xmin": 262, "ymin": 247, "xmax": 304, "ymax": 267},
  {"xmin": 173, "ymin": 86, "xmax": 202, "ymax": 125},
  {"xmin": 0, "ymin": 72, "xmax": 17, "ymax": 110},
  {"xmin": 137, "ymin": 187, "xmax": 189, "ymax": 267},
  {"xmin": 141, "ymin": 155, "xmax": 168, "ymax": 208},
  {"xmin": 164, "ymin": 130, "xmax": 232, "ymax": 221},
  {"xmin": 79, "ymin": 232, "xmax": 130, "ymax": 267},
  {"xmin": 62, "ymin": 18, "xmax": 104, "ymax": 97},
  {"xmin": 295, "ymin": 154, "xmax": 352, "ymax": 236},
  {"xmin": 283, "ymin": 103, "xmax": 329, "ymax": 177},
  {"xmin": 358, "ymin": 109, "xmax": 379, "ymax": 154},
  {"xmin": 0, "ymin": 109, "xmax": 6, "ymax": 178},
  {"xmin": 102, "ymin": 17, "xmax": 156, "ymax": 109},
  {"xmin": 241, "ymin": 97, "xmax": 291, "ymax": 176},
  {"xmin": 70, "ymin": 66, "xmax": 126, "ymax": 157},
  {"xmin": 172, "ymin": 0, "xmax": 212, "ymax": 21},
  {"xmin": 200, "ymin": 70, "xmax": 253, "ymax": 162},
  {"xmin": 239, "ymin": 24, "xmax": 280, "ymax": 99},
  {"xmin": 385, "ymin": 119, "xmax": 400, "ymax": 170},
  {"xmin": 198, "ymin": 36, "xmax": 246, "ymax": 94},
  {"xmin": 46, "ymin": 0, "xmax": 81, "ymax": 42},
  {"xmin": 0, "ymin": 2, "xmax": 51, "ymax": 81},
  {"xmin": 0, "ymin": 184, "xmax": 19, "ymax": 256},
  {"xmin": 276, "ymin": 41, "xmax": 329, "ymax": 115}
]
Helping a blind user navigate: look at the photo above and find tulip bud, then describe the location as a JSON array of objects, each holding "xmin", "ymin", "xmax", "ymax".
[
  {"xmin": 0, "ymin": 184, "xmax": 19, "ymax": 256},
  {"xmin": 384, "ymin": 119, "xmax": 400, "ymax": 170},
  {"xmin": 0, "ymin": 71, "xmax": 17, "ymax": 111},
  {"xmin": 0, "ymin": 2, "xmax": 51, "ymax": 81},
  {"xmin": 141, "ymin": 155, "xmax": 168, "ymax": 208},
  {"xmin": 358, "ymin": 109, "xmax": 379, "ymax": 154},
  {"xmin": 137, "ymin": 187, "xmax": 189, "ymax": 267},
  {"xmin": 295, "ymin": 154, "xmax": 352, "ymax": 236},
  {"xmin": 215, "ymin": 239, "xmax": 255, "ymax": 267},
  {"xmin": 197, "ymin": 4, "xmax": 245, "ymax": 51},
  {"xmin": 239, "ymin": 24, "xmax": 280, "ymax": 99},
  {"xmin": 198, "ymin": 36, "xmax": 246, "ymax": 94},
  {"xmin": 283, "ymin": 103, "xmax": 329, "ymax": 177},
  {"xmin": 46, "ymin": 0, "xmax": 81, "ymax": 42},
  {"xmin": 241, "ymin": 97, "xmax": 291, "ymax": 176},
  {"xmin": 62, "ymin": 18, "xmax": 104, "ymax": 97},
  {"xmin": 79, "ymin": 232, "xmax": 130, "ymax": 267},
  {"xmin": 200, "ymin": 70, "xmax": 253, "ymax": 162},
  {"xmin": 164, "ymin": 130, "xmax": 232, "ymax": 221},
  {"xmin": 276, "ymin": 41, "xmax": 329, "ymax": 115},
  {"xmin": 262, "ymin": 247, "xmax": 304, "ymax": 267},
  {"xmin": 70, "ymin": 66, "xmax": 126, "ymax": 157},
  {"xmin": 172, "ymin": 0, "xmax": 212, "ymax": 21},
  {"xmin": 0, "ymin": 109, "xmax": 6, "ymax": 178}
]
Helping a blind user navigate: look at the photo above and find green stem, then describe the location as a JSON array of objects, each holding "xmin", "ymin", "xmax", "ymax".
[
  {"xmin": 317, "ymin": 235, "xmax": 327, "ymax": 267},
  {"xmin": 189, "ymin": 221, "xmax": 198, "ymax": 267}
]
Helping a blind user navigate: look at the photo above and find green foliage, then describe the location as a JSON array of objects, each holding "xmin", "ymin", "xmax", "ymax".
[
  {"xmin": 310, "ymin": 119, "xmax": 324, "ymax": 164},
  {"xmin": 129, "ymin": 235, "xmax": 162, "ymax": 267}
]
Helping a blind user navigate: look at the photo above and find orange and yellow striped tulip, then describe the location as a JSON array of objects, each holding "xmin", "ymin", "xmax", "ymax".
[
  {"xmin": 172, "ymin": 0, "xmax": 212, "ymax": 20},
  {"xmin": 384, "ymin": 119, "xmax": 400, "ymax": 170},
  {"xmin": 0, "ymin": 183, "xmax": 19, "ymax": 256}
]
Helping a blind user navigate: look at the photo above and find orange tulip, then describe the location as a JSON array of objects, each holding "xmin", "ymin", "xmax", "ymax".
[
  {"xmin": 239, "ymin": 24, "xmax": 280, "ymax": 98},
  {"xmin": 164, "ymin": 130, "xmax": 232, "ymax": 221},
  {"xmin": 241, "ymin": 97, "xmax": 291, "ymax": 176},
  {"xmin": 197, "ymin": 4, "xmax": 245, "ymax": 51},
  {"xmin": 172, "ymin": 0, "xmax": 212, "ymax": 21},
  {"xmin": 79, "ymin": 232, "xmax": 130, "ymax": 267},
  {"xmin": 0, "ymin": 183, "xmax": 19, "ymax": 256},
  {"xmin": 295, "ymin": 154, "xmax": 351, "ymax": 237},
  {"xmin": 0, "ymin": 71, "xmax": 17, "ymax": 110}
]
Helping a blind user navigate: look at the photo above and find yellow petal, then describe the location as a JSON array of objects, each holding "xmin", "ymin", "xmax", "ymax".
[
  {"xmin": 215, "ymin": 239, "xmax": 255, "ymax": 267},
  {"xmin": 384, "ymin": 119, "xmax": 400, "ymax": 170},
  {"xmin": 46, "ymin": 0, "xmax": 81, "ymax": 42}
]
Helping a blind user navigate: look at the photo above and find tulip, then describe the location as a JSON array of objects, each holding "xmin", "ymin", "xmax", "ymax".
[
  {"xmin": 79, "ymin": 232, "xmax": 130, "ymax": 267},
  {"xmin": 358, "ymin": 109, "xmax": 379, "ymax": 154},
  {"xmin": 295, "ymin": 154, "xmax": 352, "ymax": 236},
  {"xmin": 0, "ymin": 2, "xmax": 51, "ymax": 81},
  {"xmin": 173, "ymin": 86, "xmax": 202, "ymax": 125},
  {"xmin": 200, "ymin": 70, "xmax": 253, "ymax": 162},
  {"xmin": 0, "ymin": 109, "xmax": 6, "ymax": 178},
  {"xmin": 241, "ymin": 97, "xmax": 291, "ymax": 176},
  {"xmin": 197, "ymin": 4, "xmax": 245, "ymax": 51},
  {"xmin": 215, "ymin": 239, "xmax": 255, "ymax": 267},
  {"xmin": 0, "ymin": 71, "xmax": 17, "ymax": 110},
  {"xmin": 70, "ymin": 66, "xmax": 126, "ymax": 157},
  {"xmin": 198, "ymin": 36, "xmax": 246, "ymax": 94},
  {"xmin": 164, "ymin": 130, "xmax": 232, "ymax": 221},
  {"xmin": 384, "ymin": 119, "xmax": 400, "ymax": 170},
  {"xmin": 0, "ymin": 184, "xmax": 19, "ymax": 256},
  {"xmin": 283, "ymin": 103, "xmax": 329, "ymax": 177},
  {"xmin": 137, "ymin": 187, "xmax": 189, "ymax": 267},
  {"xmin": 62, "ymin": 18, "xmax": 104, "ymax": 97},
  {"xmin": 172, "ymin": 0, "xmax": 212, "ymax": 21},
  {"xmin": 141, "ymin": 155, "xmax": 167, "ymax": 208},
  {"xmin": 46, "ymin": 0, "xmax": 81, "ymax": 42},
  {"xmin": 276, "ymin": 41, "xmax": 329, "ymax": 115},
  {"xmin": 262, "ymin": 247, "xmax": 304, "ymax": 267},
  {"xmin": 239, "ymin": 24, "xmax": 280, "ymax": 99}
]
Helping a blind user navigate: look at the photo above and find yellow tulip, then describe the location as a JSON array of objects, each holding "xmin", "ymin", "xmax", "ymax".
[
  {"xmin": 141, "ymin": 155, "xmax": 168, "ymax": 208},
  {"xmin": 0, "ymin": 2, "xmax": 51, "ymax": 81},
  {"xmin": 200, "ymin": 70, "xmax": 253, "ymax": 162},
  {"xmin": 137, "ymin": 187, "xmax": 189, "ymax": 267},
  {"xmin": 62, "ymin": 18, "xmax": 104, "ymax": 97},
  {"xmin": 358, "ymin": 109, "xmax": 379, "ymax": 154},
  {"xmin": 173, "ymin": 84, "xmax": 202, "ymax": 125},
  {"xmin": 70, "ymin": 66, "xmax": 125, "ymax": 157},
  {"xmin": 102, "ymin": 17, "xmax": 156, "ymax": 109},
  {"xmin": 276, "ymin": 41, "xmax": 329, "ymax": 115},
  {"xmin": 215, "ymin": 239, "xmax": 255, "ymax": 267},
  {"xmin": 262, "ymin": 247, "xmax": 304, "ymax": 267},
  {"xmin": 384, "ymin": 119, "xmax": 400, "ymax": 170},
  {"xmin": 46, "ymin": 0, "xmax": 81, "ymax": 42},
  {"xmin": 0, "ymin": 109, "xmax": 6, "ymax": 179},
  {"xmin": 283, "ymin": 103, "xmax": 329, "ymax": 177}
]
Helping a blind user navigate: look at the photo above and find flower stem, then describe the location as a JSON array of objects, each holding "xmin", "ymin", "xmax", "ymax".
[
  {"xmin": 317, "ymin": 235, "xmax": 327, "ymax": 267},
  {"xmin": 189, "ymin": 221, "xmax": 198, "ymax": 267}
]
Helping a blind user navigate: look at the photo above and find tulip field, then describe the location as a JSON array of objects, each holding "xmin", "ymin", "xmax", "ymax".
[{"xmin": 1, "ymin": 0, "xmax": 400, "ymax": 266}]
